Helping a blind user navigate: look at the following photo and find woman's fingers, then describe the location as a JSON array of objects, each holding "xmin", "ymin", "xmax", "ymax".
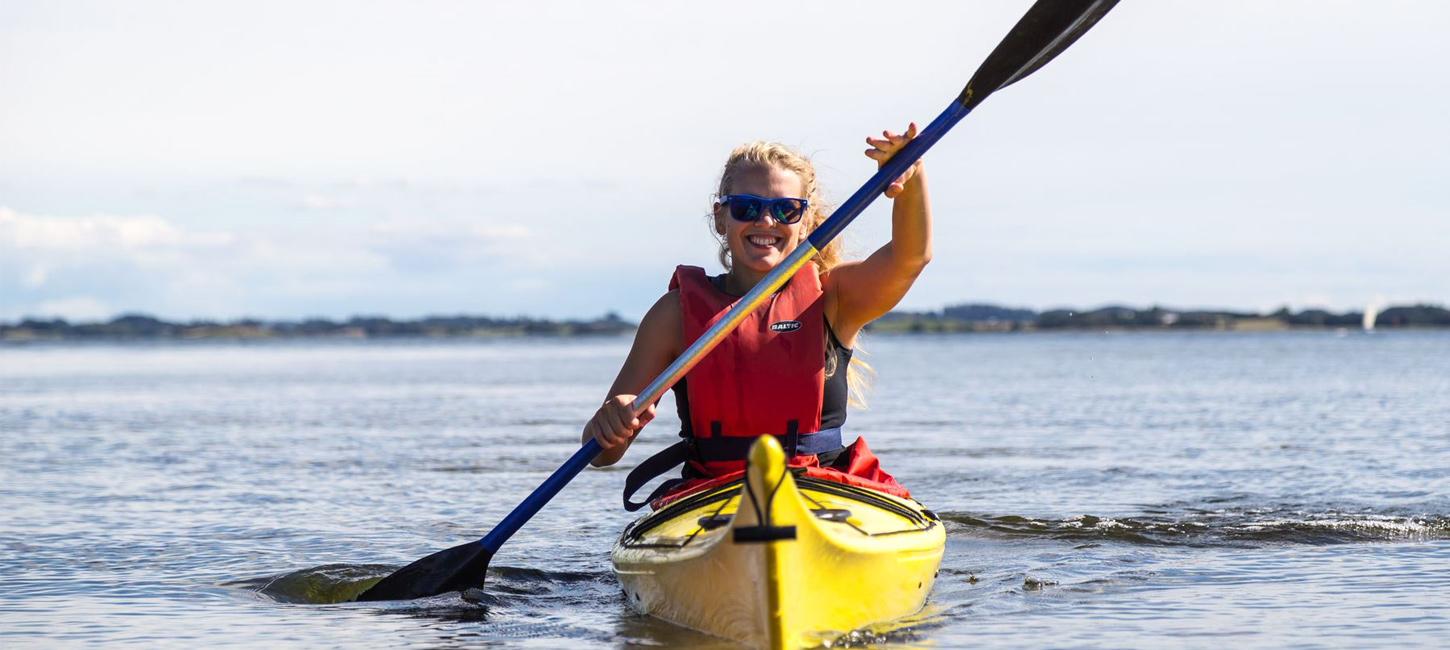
[
  {"xmin": 590, "ymin": 406, "xmax": 620, "ymax": 450},
  {"xmin": 620, "ymin": 399, "xmax": 644, "ymax": 430},
  {"xmin": 602, "ymin": 403, "xmax": 631, "ymax": 439},
  {"xmin": 869, "ymin": 132, "xmax": 900, "ymax": 149},
  {"xmin": 866, "ymin": 123, "xmax": 919, "ymax": 195},
  {"xmin": 593, "ymin": 419, "xmax": 619, "ymax": 447},
  {"xmin": 866, "ymin": 124, "xmax": 916, "ymax": 154},
  {"xmin": 586, "ymin": 394, "xmax": 652, "ymax": 453},
  {"xmin": 586, "ymin": 419, "xmax": 613, "ymax": 449}
]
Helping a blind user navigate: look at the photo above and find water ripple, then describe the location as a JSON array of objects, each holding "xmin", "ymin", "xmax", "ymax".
[{"xmin": 943, "ymin": 509, "xmax": 1450, "ymax": 546}]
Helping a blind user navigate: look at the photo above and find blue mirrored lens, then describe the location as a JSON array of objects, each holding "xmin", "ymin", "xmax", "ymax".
[
  {"xmin": 729, "ymin": 198, "xmax": 763, "ymax": 222},
  {"xmin": 772, "ymin": 199, "xmax": 805, "ymax": 224}
]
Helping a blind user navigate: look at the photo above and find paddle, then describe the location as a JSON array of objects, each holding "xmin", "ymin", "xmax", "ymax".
[{"xmin": 355, "ymin": 0, "xmax": 1118, "ymax": 602}]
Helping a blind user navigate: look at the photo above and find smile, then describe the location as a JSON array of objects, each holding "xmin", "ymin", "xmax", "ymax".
[{"xmin": 747, "ymin": 234, "xmax": 782, "ymax": 248}]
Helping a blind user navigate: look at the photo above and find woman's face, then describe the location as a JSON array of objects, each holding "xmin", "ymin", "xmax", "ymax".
[{"xmin": 715, "ymin": 164, "xmax": 807, "ymax": 276}]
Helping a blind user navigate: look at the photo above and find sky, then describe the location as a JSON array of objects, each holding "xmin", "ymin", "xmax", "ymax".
[{"xmin": 2, "ymin": 0, "xmax": 1447, "ymax": 322}]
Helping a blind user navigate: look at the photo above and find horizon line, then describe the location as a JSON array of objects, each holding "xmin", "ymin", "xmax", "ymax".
[{"xmin": 6, "ymin": 300, "xmax": 1447, "ymax": 328}]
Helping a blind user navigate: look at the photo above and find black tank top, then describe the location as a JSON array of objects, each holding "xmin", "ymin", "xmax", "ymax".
[{"xmin": 820, "ymin": 319, "xmax": 852, "ymax": 429}]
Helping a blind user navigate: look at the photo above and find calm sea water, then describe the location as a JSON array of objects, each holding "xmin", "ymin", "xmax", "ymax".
[{"xmin": 2, "ymin": 332, "xmax": 1447, "ymax": 648}]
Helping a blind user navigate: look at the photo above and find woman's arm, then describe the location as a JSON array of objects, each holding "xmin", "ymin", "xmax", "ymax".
[
  {"xmin": 581, "ymin": 289, "xmax": 682, "ymax": 467},
  {"xmin": 825, "ymin": 123, "xmax": 932, "ymax": 347}
]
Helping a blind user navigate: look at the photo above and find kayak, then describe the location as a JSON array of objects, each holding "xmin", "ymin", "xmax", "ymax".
[{"xmin": 611, "ymin": 436, "xmax": 945, "ymax": 649}]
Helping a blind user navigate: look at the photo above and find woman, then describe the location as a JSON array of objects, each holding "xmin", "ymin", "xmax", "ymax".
[{"xmin": 583, "ymin": 123, "xmax": 931, "ymax": 509}]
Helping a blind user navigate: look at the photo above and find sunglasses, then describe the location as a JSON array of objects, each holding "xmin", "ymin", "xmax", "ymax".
[{"xmin": 717, "ymin": 194, "xmax": 810, "ymax": 225}]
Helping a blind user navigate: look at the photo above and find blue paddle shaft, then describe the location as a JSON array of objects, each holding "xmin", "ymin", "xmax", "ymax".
[
  {"xmin": 476, "ymin": 99, "xmax": 971, "ymax": 554},
  {"xmin": 479, "ymin": 438, "xmax": 602, "ymax": 552},
  {"xmin": 808, "ymin": 101, "xmax": 970, "ymax": 248}
]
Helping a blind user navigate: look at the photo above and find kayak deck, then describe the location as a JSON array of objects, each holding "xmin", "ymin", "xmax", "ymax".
[{"xmin": 611, "ymin": 437, "xmax": 944, "ymax": 649}]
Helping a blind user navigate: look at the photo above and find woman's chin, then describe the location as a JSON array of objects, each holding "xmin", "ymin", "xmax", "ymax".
[{"xmin": 735, "ymin": 255, "xmax": 782, "ymax": 274}]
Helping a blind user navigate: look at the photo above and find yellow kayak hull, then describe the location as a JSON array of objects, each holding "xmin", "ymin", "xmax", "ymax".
[{"xmin": 611, "ymin": 437, "xmax": 944, "ymax": 649}]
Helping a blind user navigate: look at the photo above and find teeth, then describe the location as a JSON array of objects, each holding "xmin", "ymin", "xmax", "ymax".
[{"xmin": 748, "ymin": 235, "xmax": 779, "ymax": 246}]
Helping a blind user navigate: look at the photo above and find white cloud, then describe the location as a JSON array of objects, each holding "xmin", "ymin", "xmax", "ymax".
[
  {"xmin": 367, "ymin": 218, "xmax": 529, "ymax": 241},
  {"xmin": 28, "ymin": 296, "xmax": 113, "ymax": 321},
  {"xmin": 0, "ymin": 207, "xmax": 232, "ymax": 252},
  {"xmin": 362, "ymin": 216, "xmax": 533, "ymax": 273},
  {"xmin": 299, "ymin": 193, "xmax": 352, "ymax": 210},
  {"xmin": 0, "ymin": 205, "xmax": 543, "ymax": 320},
  {"xmin": 22, "ymin": 264, "xmax": 47, "ymax": 288}
]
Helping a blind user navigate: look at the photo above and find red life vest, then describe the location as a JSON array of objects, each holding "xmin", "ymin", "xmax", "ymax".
[
  {"xmin": 630, "ymin": 264, "xmax": 908, "ymax": 509},
  {"xmin": 672, "ymin": 264, "xmax": 826, "ymax": 476}
]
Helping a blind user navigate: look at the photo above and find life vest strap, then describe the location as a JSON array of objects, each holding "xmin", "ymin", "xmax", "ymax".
[
  {"xmin": 621, "ymin": 428, "xmax": 845, "ymax": 512},
  {"xmin": 622, "ymin": 440, "xmax": 693, "ymax": 511},
  {"xmin": 696, "ymin": 427, "xmax": 843, "ymax": 459}
]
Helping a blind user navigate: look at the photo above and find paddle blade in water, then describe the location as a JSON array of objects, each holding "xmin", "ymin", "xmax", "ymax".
[
  {"xmin": 959, "ymin": 0, "xmax": 1119, "ymax": 110},
  {"xmin": 355, "ymin": 441, "xmax": 603, "ymax": 602},
  {"xmin": 354, "ymin": 540, "xmax": 492, "ymax": 601}
]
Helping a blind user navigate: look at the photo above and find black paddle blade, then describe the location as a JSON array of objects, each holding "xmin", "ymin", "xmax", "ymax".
[
  {"xmin": 959, "ymin": 0, "xmax": 1119, "ymax": 110},
  {"xmin": 354, "ymin": 540, "xmax": 492, "ymax": 602}
]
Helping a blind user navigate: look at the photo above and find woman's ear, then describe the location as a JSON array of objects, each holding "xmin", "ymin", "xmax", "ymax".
[{"xmin": 712, "ymin": 205, "xmax": 727, "ymax": 235}]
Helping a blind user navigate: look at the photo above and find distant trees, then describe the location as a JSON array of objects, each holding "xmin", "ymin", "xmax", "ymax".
[
  {"xmin": 866, "ymin": 303, "xmax": 1450, "ymax": 333},
  {"xmin": 941, "ymin": 303, "xmax": 1037, "ymax": 322},
  {"xmin": 1376, "ymin": 305, "xmax": 1450, "ymax": 327},
  {"xmin": 0, "ymin": 313, "xmax": 636, "ymax": 341}
]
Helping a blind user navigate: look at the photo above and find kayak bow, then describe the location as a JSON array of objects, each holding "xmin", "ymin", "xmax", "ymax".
[{"xmin": 612, "ymin": 436, "xmax": 945, "ymax": 648}]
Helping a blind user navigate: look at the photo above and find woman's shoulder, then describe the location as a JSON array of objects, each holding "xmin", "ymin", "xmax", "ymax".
[
  {"xmin": 635, "ymin": 289, "xmax": 684, "ymax": 353},
  {"xmin": 647, "ymin": 288, "xmax": 683, "ymax": 317},
  {"xmin": 819, "ymin": 260, "xmax": 865, "ymax": 291},
  {"xmin": 818, "ymin": 261, "xmax": 867, "ymax": 306}
]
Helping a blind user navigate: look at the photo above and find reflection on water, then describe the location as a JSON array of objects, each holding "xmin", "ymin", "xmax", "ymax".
[
  {"xmin": 226, "ymin": 564, "xmax": 388, "ymax": 604},
  {"xmin": 2, "ymin": 333, "xmax": 1448, "ymax": 647}
]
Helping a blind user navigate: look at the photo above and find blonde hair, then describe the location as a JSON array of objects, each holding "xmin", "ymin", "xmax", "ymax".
[
  {"xmin": 713, "ymin": 141, "xmax": 841, "ymax": 274},
  {"xmin": 712, "ymin": 141, "xmax": 874, "ymax": 408}
]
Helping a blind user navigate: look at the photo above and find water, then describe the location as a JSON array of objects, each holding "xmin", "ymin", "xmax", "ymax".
[{"xmin": 2, "ymin": 332, "xmax": 1447, "ymax": 648}]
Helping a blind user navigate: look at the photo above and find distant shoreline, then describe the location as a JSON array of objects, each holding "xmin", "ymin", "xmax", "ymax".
[
  {"xmin": 4, "ymin": 303, "xmax": 1447, "ymax": 341},
  {"xmin": 0, "ymin": 313, "xmax": 635, "ymax": 342},
  {"xmin": 867, "ymin": 303, "xmax": 1450, "ymax": 334}
]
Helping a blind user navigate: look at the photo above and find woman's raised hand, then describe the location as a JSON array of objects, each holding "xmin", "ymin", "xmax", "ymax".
[
  {"xmin": 865, "ymin": 122, "xmax": 922, "ymax": 199},
  {"xmin": 583, "ymin": 394, "xmax": 656, "ymax": 453}
]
